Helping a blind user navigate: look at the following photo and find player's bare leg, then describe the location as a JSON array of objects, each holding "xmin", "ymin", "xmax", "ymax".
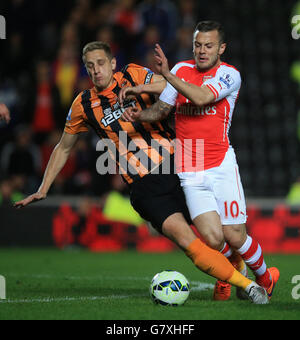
[
  {"xmin": 162, "ymin": 212, "xmax": 197, "ymax": 250},
  {"xmin": 223, "ymin": 224, "xmax": 247, "ymax": 249},
  {"xmin": 161, "ymin": 213, "xmax": 269, "ymax": 304},
  {"xmin": 192, "ymin": 211, "xmax": 225, "ymax": 251}
]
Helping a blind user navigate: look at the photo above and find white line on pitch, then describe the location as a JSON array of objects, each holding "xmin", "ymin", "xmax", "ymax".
[
  {"xmin": 0, "ymin": 294, "xmax": 147, "ymax": 304},
  {"xmin": 5, "ymin": 273, "xmax": 152, "ymax": 281},
  {"xmin": 0, "ymin": 281, "xmax": 214, "ymax": 304},
  {"xmin": 190, "ymin": 281, "xmax": 215, "ymax": 291}
]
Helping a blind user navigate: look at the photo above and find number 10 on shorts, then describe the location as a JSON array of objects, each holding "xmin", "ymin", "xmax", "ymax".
[{"xmin": 224, "ymin": 201, "xmax": 239, "ymax": 218}]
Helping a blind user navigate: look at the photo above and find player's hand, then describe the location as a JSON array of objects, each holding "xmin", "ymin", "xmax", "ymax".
[
  {"xmin": 154, "ymin": 44, "xmax": 170, "ymax": 78},
  {"xmin": 119, "ymin": 85, "xmax": 142, "ymax": 107},
  {"xmin": 121, "ymin": 107, "xmax": 142, "ymax": 123},
  {"xmin": 14, "ymin": 192, "xmax": 47, "ymax": 209},
  {"xmin": 0, "ymin": 103, "xmax": 11, "ymax": 124}
]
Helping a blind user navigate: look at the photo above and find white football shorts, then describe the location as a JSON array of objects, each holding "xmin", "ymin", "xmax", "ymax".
[{"xmin": 177, "ymin": 147, "xmax": 247, "ymax": 225}]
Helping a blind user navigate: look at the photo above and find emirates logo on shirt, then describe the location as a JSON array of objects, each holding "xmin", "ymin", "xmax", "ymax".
[{"xmin": 176, "ymin": 103, "xmax": 217, "ymax": 116}]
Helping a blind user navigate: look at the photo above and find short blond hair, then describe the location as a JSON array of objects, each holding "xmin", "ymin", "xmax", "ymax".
[{"xmin": 82, "ymin": 41, "xmax": 113, "ymax": 64}]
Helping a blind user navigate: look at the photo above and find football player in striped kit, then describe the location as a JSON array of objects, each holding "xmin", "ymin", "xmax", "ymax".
[{"xmin": 15, "ymin": 40, "xmax": 269, "ymax": 304}]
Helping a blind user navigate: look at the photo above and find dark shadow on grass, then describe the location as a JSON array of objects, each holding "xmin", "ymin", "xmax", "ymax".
[
  {"xmin": 267, "ymin": 300, "xmax": 300, "ymax": 314},
  {"xmin": 23, "ymin": 286, "xmax": 147, "ymax": 298},
  {"xmin": 189, "ymin": 290, "xmax": 213, "ymax": 301}
]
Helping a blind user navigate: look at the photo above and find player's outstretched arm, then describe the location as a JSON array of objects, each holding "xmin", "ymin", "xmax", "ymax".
[
  {"xmin": 14, "ymin": 132, "xmax": 79, "ymax": 208},
  {"xmin": 121, "ymin": 99, "xmax": 173, "ymax": 123},
  {"xmin": 0, "ymin": 103, "xmax": 11, "ymax": 124},
  {"xmin": 154, "ymin": 44, "xmax": 215, "ymax": 107},
  {"xmin": 118, "ymin": 75, "xmax": 166, "ymax": 106},
  {"xmin": 163, "ymin": 71, "xmax": 215, "ymax": 107}
]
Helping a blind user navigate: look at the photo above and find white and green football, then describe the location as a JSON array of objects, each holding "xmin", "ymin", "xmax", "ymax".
[{"xmin": 150, "ymin": 270, "xmax": 190, "ymax": 306}]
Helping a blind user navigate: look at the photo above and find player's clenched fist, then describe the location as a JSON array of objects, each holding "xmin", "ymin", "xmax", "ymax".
[
  {"xmin": 118, "ymin": 85, "xmax": 144, "ymax": 106},
  {"xmin": 121, "ymin": 106, "xmax": 142, "ymax": 123},
  {"xmin": 0, "ymin": 103, "xmax": 11, "ymax": 124}
]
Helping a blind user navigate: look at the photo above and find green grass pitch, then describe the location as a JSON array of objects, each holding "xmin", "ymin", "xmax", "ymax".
[{"xmin": 0, "ymin": 248, "xmax": 299, "ymax": 320}]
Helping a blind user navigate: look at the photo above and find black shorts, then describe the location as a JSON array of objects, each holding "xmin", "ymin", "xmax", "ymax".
[{"xmin": 129, "ymin": 172, "xmax": 192, "ymax": 234}]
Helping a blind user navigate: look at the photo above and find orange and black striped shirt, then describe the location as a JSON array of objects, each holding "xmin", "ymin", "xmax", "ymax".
[{"xmin": 65, "ymin": 64, "xmax": 175, "ymax": 184}]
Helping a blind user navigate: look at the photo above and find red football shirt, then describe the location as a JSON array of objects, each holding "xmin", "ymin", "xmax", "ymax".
[{"xmin": 159, "ymin": 60, "xmax": 241, "ymax": 172}]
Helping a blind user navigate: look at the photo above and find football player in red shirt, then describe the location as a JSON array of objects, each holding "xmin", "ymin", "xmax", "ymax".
[{"xmin": 121, "ymin": 21, "xmax": 279, "ymax": 301}]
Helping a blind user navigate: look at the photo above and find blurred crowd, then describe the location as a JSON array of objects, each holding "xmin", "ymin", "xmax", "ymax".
[
  {"xmin": 0, "ymin": 0, "xmax": 299, "ymax": 205},
  {"xmin": 0, "ymin": 0, "xmax": 202, "ymax": 204}
]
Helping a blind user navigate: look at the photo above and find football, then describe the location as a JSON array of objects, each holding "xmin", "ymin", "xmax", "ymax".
[{"xmin": 150, "ymin": 270, "xmax": 190, "ymax": 306}]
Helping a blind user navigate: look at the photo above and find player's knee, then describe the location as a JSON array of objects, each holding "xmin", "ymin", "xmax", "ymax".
[
  {"xmin": 224, "ymin": 225, "xmax": 247, "ymax": 249},
  {"xmin": 203, "ymin": 230, "xmax": 225, "ymax": 251},
  {"xmin": 162, "ymin": 214, "xmax": 196, "ymax": 250}
]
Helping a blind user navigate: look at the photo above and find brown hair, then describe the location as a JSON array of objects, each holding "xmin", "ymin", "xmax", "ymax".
[
  {"xmin": 82, "ymin": 41, "xmax": 113, "ymax": 64},
  {"xmin": 194, "ymin": 21, "xmax": 226, "ymax": 44}
]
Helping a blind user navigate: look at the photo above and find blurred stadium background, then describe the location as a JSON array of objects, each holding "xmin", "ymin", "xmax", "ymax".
[{"xmin": 0, "ymin": 0, "xmax": 300, "ymax": 254}]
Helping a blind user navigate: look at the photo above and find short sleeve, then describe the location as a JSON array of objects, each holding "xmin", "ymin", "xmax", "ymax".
[
  {"xmin": 159, "ymin": 65, "xmax": 178, "ymax": 106},
  {"xmin": 64, "ymin": 94, "xmax": 89, "ymax": 135},
  {"xmin": 203, "ymin": 67, "xmax": 241, "ymax": 102},
  {"xmin": 125, "ymin": 63, "xmax": 154, "ymax": 85}
]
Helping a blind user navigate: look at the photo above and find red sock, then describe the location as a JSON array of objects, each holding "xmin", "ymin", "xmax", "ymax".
[
  {"xmin": 237, "ymin": 235, "xmax": 271, "ymax": 288},
  {"xmin": 220, "ymin": 242, "xmax": 233, "ymax": 258}
]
